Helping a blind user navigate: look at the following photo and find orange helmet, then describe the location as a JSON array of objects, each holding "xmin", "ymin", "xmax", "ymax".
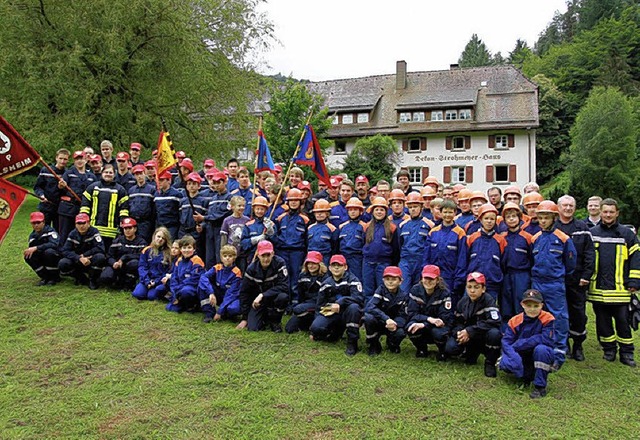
[
  {"xmin": 457, "ymin": 189, "xmax": 473, "ymax": 202},
  {"xmin": 470, "ymin": 191, "xmax": 488, "ymax": 203},
  {"xmin": 286, "ymin": 188, "xmax": 303, "ymax": 201},
  {"xmin": 477, "ymin": 203, "xmax": 499, "ymax": 219},
  {"xmin": 452, "ymin": 183, "xmax": 465, "ymax": 193},
  {"xmin": 536, "ymin": 200, "xmax": 559, "ymax": 214},
  {"xmin": 252, "ymin": 196, "xmax": 270, "ymax": 208},
  {"xmin": 370, "ymin": 196, "xmax": 389, "ymax": 210},
  {"xmin": 501, "ymin": 201, "xmax": 522, "ymax": 215},
  {"xmin": 388, "ymin": 189, "xmax": 406, "ymax": 202},
  {"xmin": 345, "ymin": 198, "xmax": 365, "ymax": 211},
  {"xmin": 312, "ymin": 199, "xmax": 331, "ymax": 212},
  {"xmin": 420, "ymin": 186, "xmax": 437, "ymax": 199},
  {"xmin": 405, "ymin": 192, "xmax": 423, "ymax": 205},
  {"xmin": 503, "ymin": 185, "xmax": 522, "ymax": 197},
  {"xmin": 522, "ymin": 191, "xmax": 544, "ymax": 206},
  {"xmin": 423, "ymin": 176, "xmax": 439, "ymax": 188}
]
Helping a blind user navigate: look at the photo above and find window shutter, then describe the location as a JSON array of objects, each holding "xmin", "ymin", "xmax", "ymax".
[
  {"xmin": 486, "ymin": 165, "xmax": 494, "ymax": 183},
  {"xmin": 445, "ymin": 137, "xmax": 452, "ymax": 150},
  {"xmin": 421, "ymin": 167, "xmax": 430, "ymax": 182},
  {"xmin": 420, "ymin": 138, "xmax": 427, "ymax": 151},
  {"xmin": 508, "ymin": 134, "xmax": 515, "ymax": 148},
  {"xmin": 465, "ymin": 166, "xmax": 473, "ymax": 183},
  {"xmin": 464, "ymin": 136, "xmax": 471, "ymax": 149},
  {"xmin": 488, "ymin": 135, "xmax": 495, "ymax": 149},
  {"xmin": 509, "ymin": 164, "xmax": 517, "ymax": 182},
  {"xmin": 443, "ymin": 166, "xmax": 451, "ymax": 183},
  {"xmin": 402, "ymin": 140, "xmax": 408, "ymax": 151}
]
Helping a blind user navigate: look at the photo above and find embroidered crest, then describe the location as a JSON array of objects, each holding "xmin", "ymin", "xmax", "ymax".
[
  {"xmin": 445, "ymin": 300, "xmax": 452, "ymax": 310},
  {"xmin": 490, "ymin": 310, "xmax": 499, "ymax": 320}
]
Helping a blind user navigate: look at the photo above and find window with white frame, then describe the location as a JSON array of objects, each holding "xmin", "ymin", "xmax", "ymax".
[
  {"xmin": 342, "ymin": 114, "xmax": 353, "ymax": 124},
  {"xmin": 459, "ymin": 109, "xmax": 472, "ymax": 120},
  {"xmin": 408, "ymin": 168, "xmax": 421, "ymax": 184},
  {"xmin": 332, "ymin": 115, "xmax": 339, "ymax": 125},
  {"xmin": 335, "ymin": 141, "xmax": 347, "ymax": 154},
  {"xmin": 495, "ymin": 135, "xmax": 509, "ymax": 149},
  {"xmin": 412, "ymin": 112, "xmax": 425, "ymax": 122},
  {"xmin": 452, "ymin": 166, "xmax": 466, "ymax": 183},
  {"xmin": 452, "ymin": 136, "xmax": 465, "ymax": 150},
  {"xmin": 408, "ymin": 139, "xmax": 421, "ymax": 152},
  {"xmin": 431, "ymin": 111, "xmax": 443, "ymax": 121},
  {"xmin": 357, "ymin": 113, "xmax": 369, "ymax": 123},
  {"xmin": 445, "ymin": 110, "xmax": 458, "ymax": 120},
  {"xmin": 399, "ymin": 112, "xmax": 412, "ymax": 123},
  {"xmin": 494, "ymin": 165, "xmax": 509, "ymax": 182}
]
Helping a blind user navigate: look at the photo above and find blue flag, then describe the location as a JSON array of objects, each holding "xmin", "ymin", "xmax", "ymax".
[
  {"xmin": 256, "ymin": 131, "xmax": 275, "ymax": 172},
  {"xmin": 294, "ymin": 125, "xmax": 331, "ymax": 187}
]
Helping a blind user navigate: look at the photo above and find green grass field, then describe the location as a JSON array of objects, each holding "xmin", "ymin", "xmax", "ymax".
[{"xmin": 2, "ymin": 198, "xmax": 639, "ymax": 439}]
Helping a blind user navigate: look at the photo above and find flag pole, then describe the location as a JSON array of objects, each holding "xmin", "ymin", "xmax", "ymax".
[
  {"xmin": 38, "ymin": 158, "xmax": 82, "ymax": 203},
  {"xmin": 250, "ymin": 116, "xmax": 263, "ymax": 219}
]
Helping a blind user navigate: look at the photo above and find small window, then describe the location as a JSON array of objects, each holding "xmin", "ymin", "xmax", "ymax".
[
  {"xmin": 494, "ymin": 165, "xmax": 509, "ymax": 182},
  {"xmin": 459, "ymin": 109, "xmax": 472, "ymax": 120},
  {"xmin": 408, "ymin": 168, "xmax": 422, "ymax": 184},
  {"xmin": 399, "ymin": 112, "xmax": 412, "ymax": 123},
  {"xmin": 452, "ymin": 166, "xmax": 466, "ymax": 183},
  {"xmin": 332, "ymin": 115, "xmax": 339, "ymax": 125},
  {"xmin": 408, "ymin": 139, "xmax": 421, "ymax": 152},
  {"xmin": 445, "ymin": 110, "xmax": 458, "ymax": 121},
  {"xmin": 335, "ymin": 141, "xmax": 346, "ymax": 154},
  {"xmin": 357, "ymin": 113, "xmax": 369, "ymax": 123},
  {"xmin": 495, "ymin": 135, "xmax": 509, "ymax": 149},
  {"xmin": 342, "ymin": 114, "xmax": 353, "ymax": 124},
  {"xmin": 431, "ymin": 111, "xmax": 443, "ymax": 121},
  {"xmin": 412, "ymin": 112, "xmax": 425, "ymax": 122},
  {"xmin": 452, "ymin": 136, "xmax": 465, "ymax": 151}
]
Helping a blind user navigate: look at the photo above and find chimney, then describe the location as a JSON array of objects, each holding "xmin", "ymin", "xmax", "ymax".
[
  {"xmin": 396, "ymin": 60, "xmax": 407, "ymax": 90},
  {"xmin": 449, "ymin": 63, "xmax": 460, "ymax": 70}
]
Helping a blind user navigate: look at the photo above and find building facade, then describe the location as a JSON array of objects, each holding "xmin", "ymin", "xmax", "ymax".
[{"xmin": 306, "ymin": 61, "xmax": 539, "ymax": 191}]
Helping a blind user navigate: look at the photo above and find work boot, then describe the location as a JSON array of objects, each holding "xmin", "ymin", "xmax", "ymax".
[
  {"xmin": 88, "ymin": 278, "xmax": 98, "ymax": 290},
  {"xmin": 620, "ymin": 354, "xmax": 637, "ymax": 368},
  {"xmin": 603, "ymin": 350, "xmax": 616, "ymax": 362},
  {"xmin": 572, "ymin": 343, "xmax": 585, "ymax": 362},
  {"xmin": 37, "ymin": 279, "xmax": 48, "ymax": 286},
  {"xmin": 387, "ymin": 344, "xmax": 401, "ymax": 354},
  {"xmin": 203, "ymin": 315, "xmax": 213, "ymax": 324},
  {"xmin": 367, "ymin": 340, "xmax": 382, "ymax": 356},
  {"xmin": 436, "ymin": 351, "xmax": 448, "ymax": 362},
  {"xmin": 270, "ymin": 322, "xmax": 283, "ymax": 333},
  {"xmin": 415, "ymin": 349, "xmax": 429, "ymax": 358},
  {"xmin": 345, "ymin": 340, "xmax": 358, "ymax": 356},
  {"xmin": 484, "ymin": 361, "xmax": 497, "ymax": 378},
  {"xmin": 530, "ymin": 386, "xmax": 547, "ymax": 399}
]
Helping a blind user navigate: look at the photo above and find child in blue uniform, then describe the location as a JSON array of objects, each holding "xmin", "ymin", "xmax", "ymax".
[
  {"xmin": 307, "ymin": 199, "xmax": 337, "ymax": 266},
  {"xmin": 337, "ymin": 198, "xmax": 367, "ymax": 281},
  {"xmin": 198, "ymin": 245, "xmax": 242, "ymax": 323},
  {"xmin": 132, "ymin": 227, "xmax": 173, "ymax": 301},
  {"xmin": 500, "ymin": 289, "xmax": 557, "ymax": 399},
  {"xmin": 166, "ymin": 235, "xmax": 205, "ymax": 312},
  {"xmin": 24, "ymin": 211, "xmax": 61, "ymax": 286},
  {"xmin": 398, "ymin": 192, "xmax": 432, "ymax": 293},
  {"xmin": 285, "ymin": 251, "xmax": 327, "ymax": 334}
]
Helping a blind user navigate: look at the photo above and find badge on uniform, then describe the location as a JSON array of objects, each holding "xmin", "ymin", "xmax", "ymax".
[
  {"xmin": 445, "ymin": 300, "xmax": 451, "ymax": 310},
  {"xmin": 490, "ymin": 310, "xmax": 499, "ymax": 320},
  {"xmin": 95, "ymin": 235, "xmax": 102, "ymax": 242},
  {"xmin": 356, "ymin": 282, "xmax": 363, "ymax": 292}
]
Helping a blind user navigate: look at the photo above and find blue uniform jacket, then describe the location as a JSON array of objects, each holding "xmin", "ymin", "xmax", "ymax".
[
  {"xmin": 229, "ymin": 185, "xmax": 254, "ymax": 217},
  {"xmin": 28, "ymin": 225, "xmax": 60, "ymax": 251},
  {"xmin": 198, "ymin": 263, "xmax": 242, "ymax": 315},
  {"xmin": 501, "ymin": 311, "xmax": 555, "ymax": 377},
  {"xmin": 329, "ymin": 200, "xmax": 349, "ymax": 228},
  {"xmin": 128, "ymin": 182, "xmax": 156, "ymax": 221},
  {"xmin": 58, "ymin": 167, "xmax": 97, "ymax": 216},
  {"xmin": 107, "ymin": 235, "xmax": 146, "ymax": 266},
  {"xmin": 389, "ymin": 212, "xmax": 410, "ymax": 228},
  {"xmin": 424, "ymin": 223, "xmax": 468, "ymax": 292},
  {"xmin": 138, "ymin": 246, "xmax": 172, "ymax": 286},
  {"xmin": 154, "ymin": 187, "xmax": 183, "ymax": 228},
  {"xmin": 454, "ymin": 211, "xmax": 474, "ymax": 229},
  {"xmin": 204, "ymin": 191, "xmax": 232, "ymax": 227},
  {"xmin": 62, "ymin": 227, "xmax": 105, "ymax": 261},
  {"xmin": 170, "ymin": 254, "xmax": 205, "ymax": 292},
  {"xmin": 467, "ymin": 229, "xmax": 507, "ymax": 286},
  {"xmin": 179, "ymin": 193, "xmax": 209, "ymax": 236},
  {"xmin": 364, "ymin": 285, "xmax": 408, "ymax": 327},
  {"xmin": 362, "ymin": 220, "xmax": 399, "ymax": 263},
  {"xmin": 398, "ymin": 216, "xmax": 431, "ymax": 259},
  {"xmin": 307, "ymin": 221, "xmax": 337, "ymax": 256},
  {"xmin": 316, "ymin": 272, "xmax": 364, "ymax": 310},
  {"xmin": 523, "ymin": 219, "xmax": 541, "ymax": 236},
  {"xmin": 500, "ymin": 228, "xmax": 533, "ymax": 271},
  {"xmin": 115, "ymin": 171, "xmax": 136, "ymax": 191},
  {"xmin": 338, "ymin": 219, "xmax": 366, "ymax": 256},
  {"xmin": 464, "ymin": 218, "xmax": 482, "ymax": 235},
  {"xmin": 452, "ymin": 292, "xmax": 501, "ymax": 338},
  {"xmin": 34, "ymin": 164, "xmax": 65, "ymax": 213},
  {"xmin": 555, "ymin": 218, "xmax": 595, "ymax": 284},
  {"xmin": 405, "ymin": 284, "xmax": 454, "ymax": 329},
  {"xmin": 297, "ymin": 271, "xmax": 325, "ymax": 304},
  {"xmin": 275, "ymin": 211, "xmax": 308, "ymax": 251},
  {"xmin": 531, "ymin": 227, "xmax": 576, "ymax": 281},
  {"xmin": 239, "ymin": 255, "xmax": 289, "ymax": 319}
]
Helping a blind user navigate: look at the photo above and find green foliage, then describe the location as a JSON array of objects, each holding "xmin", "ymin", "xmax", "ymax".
[
  {"xmin": 458, "ymin": 34, "xmax": 493, "ymax": 68},
  {"xmin": 568, "ymin": 87, "xmax": 640, "ymax": 223},
  {"xmin": 508, "ymin": 39, "xmax": 533, "ymax": 68},
  {"xmin": 342, "ymin": 135, "xmax": 400, "ymax": 184},
  {"xmin": 262, "ymin": 80, "xmax": 331, "ymax": 163},
  {"xmin": 0, "ymin": 0, "xmax": 273, "ymax": 161}
]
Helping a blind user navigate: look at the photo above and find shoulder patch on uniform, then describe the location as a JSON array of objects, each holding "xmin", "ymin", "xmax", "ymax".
[
  {"xmin": 553, "ymin": 229, "xmax": 570, "ymax": 243},
  {"xmin": 490, "ymin": 310, "xmax": 499, "ymax": 320},
  {"xmin": 95, "ymin": 235, "xmax": 102, "ymax": 243},
  {"xmin": 531, "ymin": 230, "xmax": 542, "ymax": 242},
  {"xmin": 445, "ymin": 300, "xmax": 452, "ymax": 310}
]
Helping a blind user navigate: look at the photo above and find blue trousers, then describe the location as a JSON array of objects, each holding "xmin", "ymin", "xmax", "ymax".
[
  {"xmin": 445, "ymin": 327, "xmax": 502, "ymax": 364},
  {"xmin": 310, "ymin": 303, "xmax": 361, "ymax": 342},
  {"xmin": 407, "ymin": 325, "xmax": 450, "ymax": 354},
  {"xmin": 362, "ymin": 259, "xmax": 390, "ymax": 302},
  {"xmin": 205, "ymin": 225, "xmax": 222, "ymax": 269},
  {"xmin": 363, "ymin": 313, "xmax": 406, "ymax": 349},
  {"xmin": 247, "ymin": 292, "xmax": 289, "ymax": 331},
  {"xmin": 533, "ymin": 278, "xmax": 568, "ymax": 366},
  {"xmin": 132, "ymin": 282, "xmax": 168, "ymax": 301},
  {"xmin": 399, "ymin": 258, "xmax": 420, "ymax": 294},
  {"xmin": 501, "ymin": 269, "xmax": 531, "ymax": 326},
  {"xmin": 344, "ymin": 254, "xmax": 363, "ymax": 282},
  {"xmin": 285, "ymin": 301, "xmax": 316, "ymax": 333},
  {"xmin": 279, "ymin": 249, "xmax": 305, "ymax": 304},
  {"xmin": 25, "ymin": 248, "xmax": 61, "ymax": 281},
  {"xmin": 500, "ymin": 345, "xmax": 554, "ymax": 388},
  {"xmin": 166, "ymin": 285, "xmax": 199, "ymax": 312}
]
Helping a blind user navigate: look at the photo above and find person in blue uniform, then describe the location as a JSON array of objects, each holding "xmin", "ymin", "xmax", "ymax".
[
  {"xmin": 127, "ymin": 164, "xmax": 156, "ymax": 244},
  {"xmin": 166, "ymin": 235, "xmax": 205, "ymax": 313},
  {"xmin": 285, "ymin": 251, "xmax": 327, "ymax": 334},
  {"xmin": 306, "ymin": 199, "xmax": 337, "ymax": 266},
  {"xmin": 398, "ymin": 192, "xmax": 432, "ymax": 293},
  {"xmin": 337, "ymin": 198, "xmax": 367, "ymax": 281},
  {"xmin": 132, "ymin": 227, "xmax": 173, "ymax": 301},
  {"xmin": 239, "ymin": 196, "xmax": 275, "ymax": 269},
  {"xmin": 153, "ymin": 170, "xmax": 182, "ymax": 241},
  {"xmin": 23, "ymin": 211, "xmax": 61, "ymax": 285},
  {"xmin": 197, "ymin": 171, "xmax": 231, "ymax": 268},
  {"xmin": 57, "ymin": 151, "xmax": 96, "ymax": 246},
  {"xmin": 98, "ymin": 217, "xmax": 146, "ymax": 289},
  {"xmin": 198, "ymin": 244, "xmax": 243, "ymax": 323},
  {"xmin": 58, "ymin": 213, "xmax": 106, "ymax": 290},
  {"xmin": 34, "ymin": 148, "xmax": 69, "ymax": 230}
]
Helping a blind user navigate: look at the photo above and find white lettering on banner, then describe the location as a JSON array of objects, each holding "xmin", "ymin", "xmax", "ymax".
[
  {"xmin": 1, "ymin": 157, "xmax": 32, "ymax": 175},
  {"xmin": 413, "ymin": 154, "xmax": 502, "ymax": 162}
]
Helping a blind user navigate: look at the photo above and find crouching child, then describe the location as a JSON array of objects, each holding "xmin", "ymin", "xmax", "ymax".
[
  {"xmin": 166, "ymin": 235, "xmax": 204, "ymax": 312},
  {"xmin": 499, "ymin": 289, "xmax": 557, "ymax": 399},
  {"xmin": 198, "ymin": 245, "xmax": 242, "ymax": 323},
  {"xmin": 445, "ymin": 272, "xmax": 502, "ymax": 377},
  {"xmin": 285, "ymin": 251, "xmax": 327, "ymax": 334},
  {"xmin": 363, "ymin": 266, "xmax": 408, "ymax": 355}
]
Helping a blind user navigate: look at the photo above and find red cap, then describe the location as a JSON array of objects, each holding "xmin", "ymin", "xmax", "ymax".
[
  {"xmin": 297, "ymin": 180, "xmax": 312, "ymax": 192},
  {"xmin": 329, "ymin": 255, "xmax": 347, "ymax": 266},
  {"xmin": 158, "ymin": 170, "xmax": 172, "ymax": 180},
  {"xmin": 89, "ymin": 154, "xmax": 102, "ymax": 163},
  {"xmin": 30, "ymin": 212, "xmax": 45, "ymax": 223},
  {"xmin": 129, "ymin": 142, "xmax": 142, "ymax": 151},
  {"xmin": 73, "ymin": 151, "xmax": 85, "ymax": 159},
  {"xmin": 329, "ymin": 178, "xmax": 340, "ymax": 188},
  {"xmin": 333, "ymin": 175, "xmax": 344, "ymax": 184},
  {"xmin": 383, "ymin": 266, "xmax": 403, "ymax": 278},
  {"xmin": 304, "ymin": 251, "xmax": 323, "ymax": 265},
  {"xmin": 75, "ymin": 213, "xmax": 90, "ymax": 224},
  {"xmin": 203, "ymin": 159, "xmax": 216, "ymax": 168},
  {"xmin": 210, "ymin": 172, "xmax": 226, "ymax": 182},
  {"xmin": 205, "ymin": 167, "xmax": 220, "ymax": 177},
  {"xmin": 120, "ymin": 217, "xmax": 137, "ymax": 228},
  {"xmin": 257, "ymin": 240, "xmax": 274, "ymax": 256},
  {"xmin": 145, "ymin": 160, "xmax": 157, "ymax": 169},
  {"xmin": 421, "ymin": 264, "xmax": 441, "ymax": 279},
  {"xmin": 355, "ymin": 175, "xmax": 369, "ymax": 184},
  {"xmin": 179, "ymin": 158, "xmax": 194, "ymax": 172},
  {"xmin": 369, "ymin": 187, "xmax": 378, "ymax": 195},
  {"xmin": 116, "ymin": 152, "xmax": 130, "ymax": 161},
  {"xmin": 175, "ymin": 151, "xmax": 186, "ymax": 159},
  {"xmin": 466, "ymin": 272, "xmax": 486, "ymax": 284},
  {"xmin": 132, "ymin": 164, "xmax": 145, "ymax": 174},
  {"xmin": 186, "ymin": 172, "xmax": 202, "ymax": 183},
  {"xmin": 274, "ymin": 164, "xmax": 283, "ymax": 173}
]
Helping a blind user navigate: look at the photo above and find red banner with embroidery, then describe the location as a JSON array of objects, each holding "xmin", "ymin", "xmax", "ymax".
[
  {"xmin": 0, "ymin": 178, "xmax": 28, "ymax": 245},
  {"xmin": 0, "ymin": 116, "xmax": 41, "ymax": 178}
]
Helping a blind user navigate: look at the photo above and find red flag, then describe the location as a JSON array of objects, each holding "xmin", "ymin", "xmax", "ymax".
[
  {"xmin": 0, "ymin": 178, "xmax": 29, "ymax": 245},
  {"xmin": 0, "ymin": 116, "xmax": 41, "ymax": 178},
  {"xmin": 294, "ymin": 125, "xmax": 331, "ymax": 187}
]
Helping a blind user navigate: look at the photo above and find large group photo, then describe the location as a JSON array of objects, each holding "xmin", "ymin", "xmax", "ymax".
[{"xmin": 2, "ymin": 0, "xmax": 639, "ymax": 438}]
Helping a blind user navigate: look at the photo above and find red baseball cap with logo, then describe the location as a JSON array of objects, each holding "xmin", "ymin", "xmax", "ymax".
[
  {"xmin": 257, "ymin": 240, "xmax": 274, "ymax": 256},
  {"xmin": 422, "ymin": 265, "xmax": 441, "ymax": 279},
  {"xmin": 132, "ymin": 164, "xmax": 145, "ymax": 174},
  {"xmin": 179, "ymin": 158, "xmax": 194, "ymax": 172},
  {"xmin": 329, "ymin": 255, "xmax": 347, "ymax": 266},
  {"xmin": 120, "ymin": 217, "xmax": 137, "ymax": 228},
  {"xmin": 186, "ymin": 172, "xmax": 203, "ymax": 183},
  {"xmin": 304, "ymin": 251, "xmax": 323, "ymax": 265},
  {"xmin": 145, "ymin": 160, "xmax": 156, "ymax": 169},
  {"xmin": 355, "ymin": 175, "xmax": 369, "ymax": 184},
  {"xmin": 210, "ymin": 172, "xmax": 226, "ymax": 182},
  {"xmin": 329, "ymin": 178, "xmax": 340, "ymax": 188},
  {"xmin": 30, "ymin": 212, "xmax": 45, "ymax": 223},
  {"xmin": 175, "ymin": 151, "xmax": 186, "ymax": 160},
  {"xmin": 129, "ymin": 142, "xmax": 142, "ymax": 151},
  {"xmin": 203, "ymin": 159, "xmax": 216, "ymax": 168},
  {"xmin": 383, "ymin": 266, "xmax": 403, "ymax": 278},
  {"xmin": 158, "ymin": 170, "xmax": 172, "ymax": 180},
  {"xmin": 73, "ymin": 151, "xmax": 85, "ymax": 159},
  {"xmin": 116, "ymin": 152, "xmax": 130, "ymax": 161},
  {"xmin": 89, "ymin": 154, "xmax": 102, "ymax": 163},
  {"xmin": 75, "ymin": 213, "xmax": 90, "ymax": 224},
  {"xmin": 466, "ymin": 272, "xmax": 486, "ymax": 284}
]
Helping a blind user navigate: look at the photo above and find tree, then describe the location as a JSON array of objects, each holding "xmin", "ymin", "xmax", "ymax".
[
  {"xmin": 342, "ymin": 135, "xmax": 400, "ymax": 184},
  {"xmin": 262, "ymin": 80, "xmax": 331, "ymax": 164},
  {"xmin": 458, "ymin": 34, "xmax": 492, "ymax": 68},
  {"xmin": 0, "ymin": 0, "xmax": 273, "ymax": 160},
  {"xmin": 492, "ymin": 52, "xmax": 505, "ymax": 66},
  {"xmin": 508, "ymin": 39, "xmax": 533, "ymax": 68},
  {"xmin": 567, "ymin": 87, "xmax": 640, "ymax": 223}
]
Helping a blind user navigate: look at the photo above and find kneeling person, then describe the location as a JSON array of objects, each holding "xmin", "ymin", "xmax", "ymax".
[
  {"xmin": 59, "ymin": 213, "xmax": 106, "ymax": 290},
  {"xmin": 24, "ymin": 212, "xmax": 61, "ymax": 286},
  {"xmin": 285, "ymin": 251, "xmax": 327, "ymax": 334},
  {"xmin": 99, "ymin": 218, "xmax": 146, "ymax": 289},
  {"xmin": 198, "ymin": 245, "xmax": 243, "ymax": 323}
]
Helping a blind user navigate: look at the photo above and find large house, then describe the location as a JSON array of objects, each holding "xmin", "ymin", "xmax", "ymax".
[{"xmin": 306, "ymin": 61, "xmax": 539, "ymax": 191}]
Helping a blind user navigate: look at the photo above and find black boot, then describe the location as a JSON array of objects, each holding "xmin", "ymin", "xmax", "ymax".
[
  {"xmin": 572, "ymin": 342, "xmax": 585, "ymax": 362},
  {"xmin": 484, "ymin": 361, "xmax": 497, "ymax": 378},
  {"xmin": 345, "ymin": 339, "xmax": 358, "ymax": 356},
  {"xmin": 603, "ymin": 349, "xmax": 616, "ymax": 362},
  {"xmin": 367, "ymin": 339, "xmax": 382, "ymax": 356},
  {"xmin": 620, "ymin": 353, "xmax": 637, "ymax": 368},
  {"xmin": 530, "ymin": 386, "xmax": 547, "ymax": 399}
]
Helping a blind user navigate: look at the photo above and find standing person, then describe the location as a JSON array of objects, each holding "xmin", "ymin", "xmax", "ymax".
[
  {"xmin": 199, "ymin": 171, "xmax": 231, "ymax": 268},
  {"xmin": 154, "ymin": 170, "xmax": 182, "ymax": 241},
  {"xmin": 487, "ymin": 187, "xmax": 504, "ymax": 215},
  {"xmin": 329, "ymin": 179, "xmax": 356, "ymax": 228},
  {"xmin": 454, "ymin": 189, "xmax": 474, "ymax": 229},
  {"xmin": 98, "ymin": 218, "xmax": 146, "ymax": 289},
  {"xmin": 128, "ymin": 165, "xmax": 156, "ymax": 244},
  {"xmin": 132, "ymin": 227, "xmax": 173, "ymax": 301},
  {"xmin": 225, "ymin": 158, "xmax": 240, "ymax": 192},
  {"xmin": 178, "ymin": 172, "xmax": 208, "ymax": 253},
  {"xmin": 129, "ymin": 143, "xmax": 143, "ymax": 166},
  {"xmin": 530, "ymin": 201, "xmax": 576, "ymax": 370},
  {"xmin": 23, "ymin": 212, "xmax": 61, "ymax": 286},
  {"xmin": 588, "ymin": 198, "xmax": 640, "ymax": 367},
  {"xmin": 229, "ymin": 168, "xmax": 253, "ymax": 216},
  {"xmin": 398, "ymin": 192, "xmax": 433, "ymax": 293},
  {"xmin": 58, "ymin": 213, "xmax": 106, "ymax": 290},
  {"xmin": 99, "ymin": 140, "xmax": 116, "ymax": 168},
  {"xmin": 239, "ymin": 196, "xmax": 275, "ymax": 270},
  {"xmin": 585, "ymin": 195, "xmax": 602, "ymax": 228},
  {"xmin": 236, "ymin": 241, "xmax": 289, "ymax": 332},
  {"xmin": 307, "ymin": 199, "xmax": 337, "ymax": 266},
  {"xmin": 114, "ymin": 152, "xmax": 136, "ymax": 191},
  {"xmin": 34, "ymin": 148, "xmax": 69, "ymax": 230},
  {"xmin": 388, "ymin": 189, "xmax": 409, "ymax": 227},
  {"xmin": 80, "ymin": 164, "xmax": 129, "ymax": 250},
  {"xmin": 57, "ymin": 151, "xmax": 97, "ymax": 245},
  {"xmin": 396, "ymin": 169, "xmax": 417, "ymax": 195},
  {"xmin": 337, "ymin": 198, "xmax": 366, "ymax": 281},
  {"xmin": 355, "ymin": 175, "xmax": 371, "ymax": 209},
  {"xmin": 555, "ymin": 195, "xmax": 595, "ymax": 361}
]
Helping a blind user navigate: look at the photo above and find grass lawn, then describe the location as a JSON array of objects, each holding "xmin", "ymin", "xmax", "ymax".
[{"xmin": 2, "ymin": 198, "xmax": 640, "ymax": 439}]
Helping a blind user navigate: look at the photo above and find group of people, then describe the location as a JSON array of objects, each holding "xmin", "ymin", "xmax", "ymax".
[{"xmin": 23, "ymin": 142, "xmax": 640, "ymax": 399}]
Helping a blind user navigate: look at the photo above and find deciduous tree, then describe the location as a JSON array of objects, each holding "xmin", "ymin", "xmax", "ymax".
[{"xmin": 342, "ymin": 135, "xmax": 400, "ymax": 185}]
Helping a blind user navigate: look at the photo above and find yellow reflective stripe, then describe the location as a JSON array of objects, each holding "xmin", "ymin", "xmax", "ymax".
[
  {"xmin": 617, "ymin": 336, "xmax": 634, "ymax": 344},
  {"xmin": 95, "ymin": 225, "xmax": 118, "ymax": 238},
  {"xmin": 91, "ymin": 188, "xmax": 99, "ymax": 226},
  {"xmin": 615, "ymin": 244, "xmax": 625, "ymax": 292},
  {"xmin": 587, "ymin": 288, "xmax": 631, "ymax": 303},
  {"xmin": 118, "ymin": 195, "xmax": 129, "ymax": 217},
  {"xmin": 599, "ymin": 334, "xmax": 616, "ymax": 343},
  {"xmin": 629, "ymin": 269, "xmax": 640, "ymax": 279},
  {"xmin": 107, "ymin": 192, "xmax": 117, "ymax": 230},
  {"xmin": 79, "ymin": 206, "xmax": 90, "ymax": 214},
  {"xmin": 630, "ymin": 243, "xmax": 639, "ymax": 255}
]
